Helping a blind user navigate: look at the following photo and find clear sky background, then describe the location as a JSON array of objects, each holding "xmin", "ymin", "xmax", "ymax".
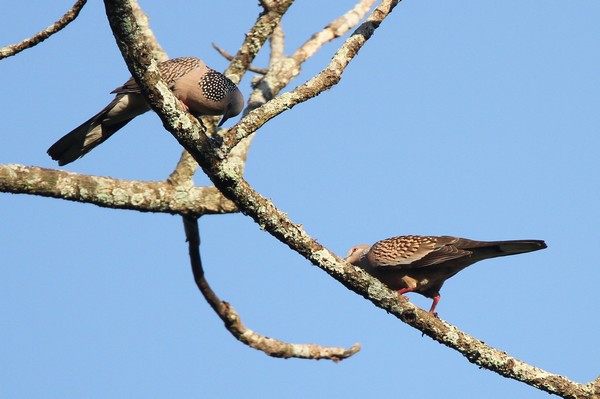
[{"xmin": 1, "ymin": 1, "xmax": 599, "ymax": 398}]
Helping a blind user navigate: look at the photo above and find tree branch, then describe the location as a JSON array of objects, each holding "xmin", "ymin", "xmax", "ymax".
[
  {"xmin": 217, "ymin": 0, "xmax": 383, "ymax": 157},
  {"xmin": 182, "ymin": 216, "xmax": 360, "ymax": 361},
  {"xmin": 221, "ymin": 23, "xmax": 286, "ymax": 177},
  {"xmin": 129, "ymin": 0, "xmax": 167, "ymax": 62},
  {"xmin": 0, "ymin": 164, "xmax": 236, "ymax": 216},
  {"xmin": 291, "ymin": 0, "xmax": 377, "ymax": 64},
  {"xmin": 223, "ymin": 0, "xmax": 294, "ymax": 83},
  {"xmin": 167, "ymin": 151, "xmax": 199, "ymax": 187},
  {"xmin": 212, "ymin": 42, "xmax": 268, "ymax": 75},
  {"xmin": 248, "ymin": 0, "xmax": 375, "ymax": 109},
  {"xmin": 0, "ymin": 0, "xmax": 87, "ymax": 60}
]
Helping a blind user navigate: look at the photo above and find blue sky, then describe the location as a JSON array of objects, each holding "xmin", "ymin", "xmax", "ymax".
[{"xmin": 1, "ymin": 1, "xmax": 599, "ymax": 398}]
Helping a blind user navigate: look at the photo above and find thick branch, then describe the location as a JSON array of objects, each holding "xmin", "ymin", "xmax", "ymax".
[
  {"xmin": 0, "ymin": 0, "xmax": 87, "ymax": 60},
  {"xmin": 0, "ymin": 164, "xmax": 236, "ymax": 216},
  {"xmin": 182, "ymin": 216, "xmax": 360, "ymax": 361}
]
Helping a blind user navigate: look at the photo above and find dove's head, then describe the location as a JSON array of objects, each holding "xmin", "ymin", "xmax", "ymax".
[
  {"xmin": 218, "ymin": 87, "xmax": 244, "ymax": 126},
  {"xmin": 344, "ymin": 244, "xmax": 371, "ymax": 265}
]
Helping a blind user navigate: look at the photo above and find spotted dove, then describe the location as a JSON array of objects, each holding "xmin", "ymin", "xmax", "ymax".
[
  {"xmin": 47, "ymin": 57, "xmax": 244, "ymax": 166},
  {"xmin": 345, "ymin": 235, "xmax": 546, "ymax": 313}
]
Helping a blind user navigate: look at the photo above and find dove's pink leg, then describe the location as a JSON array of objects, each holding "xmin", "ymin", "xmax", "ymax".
[
  {"xmin": 178, "ymin": 99, "xmax": 189, "ymax": 111},
  {"xmin": 398, "ymin": 288, "xmax": 440, "ymax": 314},
  {"xmin": 397, "ymin": 288, "xmax": 414, "ymax": 303},
  {"xmin": 428, "ymin": 295, "xmax": 441, "ymax": 314}
]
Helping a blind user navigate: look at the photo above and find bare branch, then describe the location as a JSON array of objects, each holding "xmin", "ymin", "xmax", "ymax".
[
  {"xmin": 0, "ymin": 164, "xmax": 236, "ymax": 216},
  {"xmin": 239, "ymin": 1, "xmax": 375, "ymax": 123},
  {"xmin": 219, "ymin": 24, "xmax": 288, "ymax": 176},
  {"xmin": 0, "ymin": 0, "xmax": 87, "ymax": 60},
  {"xmin": 291, "ymin": 0, "xmax": 377, "ymax": 63},
  {"xmin": 218, "ymin": 0, "xmax": 386, "ymax": 157},
  {"xmin": 270, "ymin": 24, "xmax": 286, "ymax": 63},
  {"xmin": 183, "ymin": 216, "xmax": 360, "ymax": 361},
  {"xmin": 209, "ymin": 0, "xmax": 376, "ymax": 177},
  {"xmin": 167, "ymin": 151, "xmax": 199, "ymax": 187},
  {"xmin": 240, "ymin": 24, "xmax": 287, "ymax": 123},
  {"xmin": 586, "ymin": 377, "xmax": 600, "ymax": 398},
  {"xmin": 212, "ymin": 42, "xmax": 268, "ymax": 75},
  {"xmin": 129, "ymin": 0, "xmax": 167, "ymax": 62},
  {"xmin": 223, "ymin": 0, "xmax": 295, "ymax": 83}
]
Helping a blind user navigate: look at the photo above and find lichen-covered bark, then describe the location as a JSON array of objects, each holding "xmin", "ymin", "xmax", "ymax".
[
  {"xmin": 0, "ymin": 164, "xmax": 236, "ymax": 215},
  {"xmin": 223, "ymin": 0, "xmax": 295, "ymax": 83}
]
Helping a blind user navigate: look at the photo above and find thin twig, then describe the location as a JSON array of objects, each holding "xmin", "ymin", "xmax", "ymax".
[
  {"xmin": 0, "ymin": 0, "xmax": 87, "ymax": 60},
  {"xmin": 212, "ymin": 43, "xmax": 268, "ymax": 75},
  {"xmin": 182, "ymin": 216, "xmax": 360, "ymax": 361}
]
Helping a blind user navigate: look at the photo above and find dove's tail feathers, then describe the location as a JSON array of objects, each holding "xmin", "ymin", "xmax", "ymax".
[
  {"xmin": 455, "ymin": 239, "xmax": 547, "ymax": 260},
  {"xmin": 47, "ymin": 116, "xmax": 133, "ymax": 166},
  {"xmin": 48, "ymin": 93, "xmax": 148, "ymax": 166},
  {"xmin": 493, "ymin": 239, "xmax": 547, "ymax": 255}
]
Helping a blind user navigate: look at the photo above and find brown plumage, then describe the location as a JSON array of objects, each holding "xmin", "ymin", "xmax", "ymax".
[
  {"xmin": 48, "ymin": 57, "xmax": 244, "ymax": 166},
  {"xmin": 345, "ymin": 235, "xmax": 546, "ymax": 313}
]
